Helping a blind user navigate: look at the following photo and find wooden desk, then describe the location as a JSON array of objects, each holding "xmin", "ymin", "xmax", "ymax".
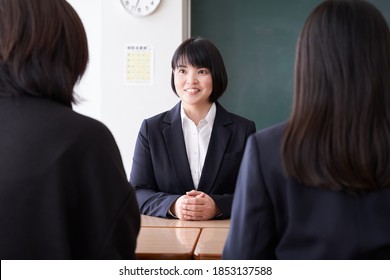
[
  {"xmin": 136, "ymin": 227, "xmax": 201, "ymax": 260},
  {"xmin": 193, "ymin": 228, "xmax": 229, "ymax": 260},
  {"xmin": 141, "ymin": 214, "xmax": 230, "ymax": 228}
]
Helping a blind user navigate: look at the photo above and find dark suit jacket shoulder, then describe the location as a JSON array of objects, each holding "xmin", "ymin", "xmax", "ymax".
[
  {"xmin": 130, "ymin": 101, "xmax": 256, "ymax": 219},
  {"xmin": 223, "ymin": 123, "xmax": 390, "ymax": 259},
  {"xmin": 0, "ymin": 96, "xmax": 140, "ymax": 259}
]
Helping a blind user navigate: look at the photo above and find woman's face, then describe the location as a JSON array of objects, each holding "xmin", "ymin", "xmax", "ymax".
[{"xmin": 173, "ymin": 62, "xmax": 213, "ymax": 109}]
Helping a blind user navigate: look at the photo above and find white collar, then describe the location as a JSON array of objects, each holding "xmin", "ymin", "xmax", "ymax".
[{"xmin": 180, "ymin": 102, "xmax": 216, "ymax": 126}]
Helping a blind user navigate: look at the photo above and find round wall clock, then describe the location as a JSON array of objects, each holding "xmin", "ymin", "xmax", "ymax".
[{"xmin": 121, "ymin": 0, "xmax": 162, "ymax": 17}]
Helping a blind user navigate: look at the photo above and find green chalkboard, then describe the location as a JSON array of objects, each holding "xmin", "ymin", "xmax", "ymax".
[{"xmin": 192, "ymin": 0, "xmax": 390, "ymax": 130}]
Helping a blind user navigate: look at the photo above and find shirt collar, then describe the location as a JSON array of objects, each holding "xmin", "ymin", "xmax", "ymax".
[{"xmin": 181, "ymin": 102, "xmax": 216, "ymax": 126}]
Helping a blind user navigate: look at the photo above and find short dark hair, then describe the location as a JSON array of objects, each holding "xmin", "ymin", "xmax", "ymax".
[
  {"xmin": 171, "ymin": 37, "xmax": 228, "ymax": 102},
  {"xmin": 0, "ymin": 0, "xmax": 88, "ymax": 107},
  {"xmin": 282, "ymin": 0, "xmax": 390, "ymax": 192}
]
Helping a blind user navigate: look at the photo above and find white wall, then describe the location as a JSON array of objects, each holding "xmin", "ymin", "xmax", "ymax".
[
  {"xmin": 68, "ymin": 0, "xmax": 102, "ymax": 120},
  {"xmin": 68, "ymin": 0, "xmax": 190, "ymax": 176}
]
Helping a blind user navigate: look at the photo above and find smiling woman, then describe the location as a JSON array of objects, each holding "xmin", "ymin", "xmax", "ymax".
[
  {"xmin": 129, "ymin": 37, "xmax": 256, "ymax": 221},
  {"xmin": 173, "ymin": 64, "xmax": 213, "ymax": 124}
]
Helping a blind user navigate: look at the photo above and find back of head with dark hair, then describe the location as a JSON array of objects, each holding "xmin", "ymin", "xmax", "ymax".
[
  {"xmin": 170, "ymin": 37, "xmax": 228, "ymax": 102},
  {"xmin": 0, "ymin": 0, "xmax": 88, "ymax": 107},
  {"xmin": 282, "ymin": 0, "xmax": 390, "ymax": 192}
]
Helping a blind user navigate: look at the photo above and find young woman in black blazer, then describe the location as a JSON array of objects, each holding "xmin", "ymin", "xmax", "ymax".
[{"xmin": 130, "ymin": 38, "xmax": 256, "ymax": 220}]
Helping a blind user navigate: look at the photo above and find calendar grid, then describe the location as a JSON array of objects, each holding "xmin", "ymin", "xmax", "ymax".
[{"xmin": 126, "ymin": 44, "xmax": 154, "ymax": 85}]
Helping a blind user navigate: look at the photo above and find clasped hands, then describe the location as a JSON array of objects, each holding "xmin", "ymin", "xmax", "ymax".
[{"xmin": 170, "ymin": 190, "xmax": 221, "ymax": 221}]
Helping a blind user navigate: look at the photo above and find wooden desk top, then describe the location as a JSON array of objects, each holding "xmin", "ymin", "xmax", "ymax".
[
  {"xmin": 193, "ymin": 228, "xmax": 229, "ymax": 260},
  {"xmin": 141, "ymin": 214, "xmax": 230, "ymax": 228},
  {"xmin": 136, "ymin": 227, "xmax": 201, "ymax": 260}
]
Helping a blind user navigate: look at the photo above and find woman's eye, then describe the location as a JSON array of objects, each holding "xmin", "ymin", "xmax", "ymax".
[{"xmin": 199, "ymin": 69, "xmax": 208, "ymax": 74}]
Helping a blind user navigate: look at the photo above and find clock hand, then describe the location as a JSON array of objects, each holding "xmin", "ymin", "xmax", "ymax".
[{"xmin": 135, "ymin": 0, "xmax": 140, "ymax": 9}]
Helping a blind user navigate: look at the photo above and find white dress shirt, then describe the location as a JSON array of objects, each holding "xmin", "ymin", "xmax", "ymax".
[{"xmin": 181, "ymin": 103, "xmax": 216, "ymax": 189}]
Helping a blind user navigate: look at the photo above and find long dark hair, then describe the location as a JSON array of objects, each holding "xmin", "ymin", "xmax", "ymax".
[
  {"xmin": 282, "ymin": 0, "xmax": 390, "ymax": 192},
  {"xmin": 0, "ymin": 0, "xmax": 88, "ymax": 107}
]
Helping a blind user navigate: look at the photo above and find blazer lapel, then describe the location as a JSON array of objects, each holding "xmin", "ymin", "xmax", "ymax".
[
  {"xmin": 198, "ymin": 102, "xmax": 232, "ymax": 193},
  {"xmin": 162, "ymin": 102, "xmax": 195, "ymax": 192}
]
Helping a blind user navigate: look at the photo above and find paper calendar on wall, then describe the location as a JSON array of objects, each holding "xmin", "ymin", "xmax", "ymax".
[{"xmin": 126, "ymin": 44, "xmax": 154, "ymax": 85}]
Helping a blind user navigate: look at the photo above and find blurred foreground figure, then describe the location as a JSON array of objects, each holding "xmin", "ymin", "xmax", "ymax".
[
  {"xmin": 0, "ymin": 0, "xmax": 140, "ymax": 259},
  {"xmin": 224, "ymin": 0, "xmax": 390, "ymax": 259}
]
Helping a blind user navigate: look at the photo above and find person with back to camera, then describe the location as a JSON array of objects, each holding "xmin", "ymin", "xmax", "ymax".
[
  {"xmin": 130, "ymin": 37, "xmax": 256, "ymax": 220},
  {"xmin": 223, "ymin": 0, "xmax": 390, "ymax": 259},
  {"xmin": 0, "ymin": 0, "xmax": 140, "ymax": 259}
]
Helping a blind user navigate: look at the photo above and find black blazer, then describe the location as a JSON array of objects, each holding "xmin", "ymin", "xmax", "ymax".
[
  {"xmin": 223, "ymin": 123, "xmax": 390, "ymax": 259},
  {"xmin": 0, "ymin": 96, "xmax": 140, "ymax": 259},
  {"xmin": 130, "ymin": 101, "xmax": 256, "ymax": 219}
]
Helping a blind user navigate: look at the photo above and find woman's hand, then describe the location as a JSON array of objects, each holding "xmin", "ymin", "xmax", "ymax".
[{"xmin": 170, "ymin": 190, "xmax": 220, "ymax": 220}]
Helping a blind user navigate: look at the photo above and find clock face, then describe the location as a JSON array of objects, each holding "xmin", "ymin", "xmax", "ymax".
[{"xmin": 121, "ymin": 0, "xmax": 161, "ymax": 17}]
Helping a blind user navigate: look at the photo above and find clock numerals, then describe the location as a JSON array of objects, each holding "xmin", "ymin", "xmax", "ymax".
[
  {"xmin": 121, "ymin": 0, "xmax": 161, "ymax": 17},
  {"xmin": 122, "ymin": 1, "xmax": 136, "ymax": 14}
]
